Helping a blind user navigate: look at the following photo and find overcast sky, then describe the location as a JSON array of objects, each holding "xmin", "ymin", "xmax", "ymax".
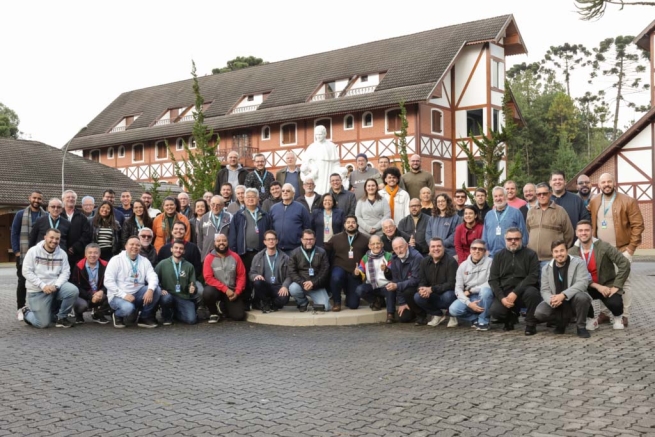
[{"xmin": 2, "ymin": 0, "xmax": 652, "ymax": 148}]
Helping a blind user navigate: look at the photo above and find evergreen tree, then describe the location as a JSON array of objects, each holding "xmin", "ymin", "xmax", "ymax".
[{"xmin": 393, "ymin": 101, "xmax": 410, "ymax": 173}]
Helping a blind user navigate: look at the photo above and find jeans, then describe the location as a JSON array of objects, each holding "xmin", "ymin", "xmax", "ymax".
[
  {"xmin": 25, "ymin": 282, "xmax": 79, "ymax": 328},
  {"xmin": 253, "ymin": 280, "xmax": 291, "ymax": 309},
  {"xmin": 16, "ymin": 257, "xmax": 27, "ymax": 310},
  {"xmin": 448, "ymin": 287, "xmax": 494, "ymax": 325},
  {"xmin": 414, "ymin": 289, "xmax": 457, "ymax": 316},
  {"xmin": 534, "ymin": 292, "xmax": 592, "ymax": 329},
  {"xmin": 109, "ymin": 286, "xmax": 161, "ymax": 319},
  {"xmin": 160, "ymin": 293, "xmax": 197, "ymax": 324},
  {"xmin": 288, "ymin": 283, "xmax": 331, "ymax": 310},
  {"xmin": 330, "ymin": 266, "xmax": 362, "ymax": 309},
  {"xmin": 356, "ymin": 283, "xmax": 395, "ymax": 314},
  {"xmin": 193, "ymin": 281, "xmax": 204, "ymax": 306}
]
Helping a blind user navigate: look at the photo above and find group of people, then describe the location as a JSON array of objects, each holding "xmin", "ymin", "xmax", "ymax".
[{"xmin": 11, "ymin": 149, "xmax": 644, "ymax": 337}]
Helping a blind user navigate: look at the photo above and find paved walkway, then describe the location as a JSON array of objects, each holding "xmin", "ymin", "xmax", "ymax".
[{"xmin": 0, "ymin": 264, "xmax": 654, "ymax": 436}]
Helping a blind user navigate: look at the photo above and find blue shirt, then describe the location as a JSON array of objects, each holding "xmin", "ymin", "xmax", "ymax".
[
  {"xmin": 482, "ymin": 205, "xmax": 528, "ymax": 257},
  {"xmin": 284, "ymin": 169, "xmax": 301, "ymax": 199}
]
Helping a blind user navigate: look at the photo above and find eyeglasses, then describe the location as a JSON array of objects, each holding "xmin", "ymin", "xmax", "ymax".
[
  {"xmin": 505, "ymin": 237, "xmax": 521, "ymax": 242},
  {"xmin": 455, "ymin": 195, "xmax": 466, "ymax": 199},
  {"xmin": 139, "ymin": 235, "xmax": 153, "ymax": 239},
  {"xmin": 281, "ymin": 189, "xmax": 292, "ymax": 193},
  {"xmin": 409, "ymin": 205, "xmax": 421, "ymax": 208},
  {"xmin": 536, "ymin": 192, "xmax": 550, "ymax": 197},
  {"xmin": 470, "ymin": 247, "xmax": 486, "ymax": 252},
  {"xmin": 49, "ymin": 205, "xmax": 62, "ymax": 209}
]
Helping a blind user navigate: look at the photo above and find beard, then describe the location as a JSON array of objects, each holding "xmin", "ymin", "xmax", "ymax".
[
  {"xmin": 302, "ymin": 244, "xmax": 315, "ymax": 252},
  {"xmin": 215, "ymin": 245, "xmax": 228, "ymax": 254},
  {"xmin": 507, "ymin": 244, "xmax": 522, "ymax": 253},
  {"xmin": 579, "ymin": 187, "xmax": 590, "ymax": 195},
  {"xmin": 140, "ymin": 240, "xmax": 151, "ymax": 248}
]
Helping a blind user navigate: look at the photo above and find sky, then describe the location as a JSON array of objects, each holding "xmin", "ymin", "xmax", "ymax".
[{"xmin": 2, "ymin": 0, "xmax": 652, "ymax": 148}]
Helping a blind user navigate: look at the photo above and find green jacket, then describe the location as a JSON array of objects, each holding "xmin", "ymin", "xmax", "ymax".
[
  {"xmin": 569, "ymin": 238, "xmax": 630, "ymax": 292},
  {"xmin": 155, "ymin": 257, "xmax": 197, "ymax": 300}
]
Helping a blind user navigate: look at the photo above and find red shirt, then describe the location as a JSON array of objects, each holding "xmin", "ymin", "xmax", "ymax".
[
  {"xmin": 581, "ymin": 248, "xmax": 598, "ymax": 283},
  {"xmin": 454, "ymin": 222, "xmax": 483, "ymax": 264}
]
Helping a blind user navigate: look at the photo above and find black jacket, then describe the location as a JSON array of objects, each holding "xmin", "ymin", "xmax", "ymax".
[
  {"xmin": 71, "ymin": 258, "xmax": 108, "ymax": 301},
  {"xmin": 214, "ymin": 166, "xmax": 247, "ymax": 194},
  {"xmin": 67, "ymin": 210, "xmax": 92, "ymax": 265},
  {"xmin": 29, "ymin": 215, "xmax": 71, "ymax": 251},
  {"xmin": 418, "ymin": 254, "xmax": 458, "ymax": 295},
  {"xmin": 381, "ymin": 229, "xmax": 410, "ymax": 253},
  {"xmin": 288, "ymin": 246, "xmax": 330, "ymax": 290},
  {"xmin": 488, "ymin": 246, "xmax": 540, "ymax": 300},
  {"xmin": 397, "ymin": 213, "xmax": 430, "ymax": 255}
]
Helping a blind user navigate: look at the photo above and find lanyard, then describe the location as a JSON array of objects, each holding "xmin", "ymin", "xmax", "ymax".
[
  {"xmin": 136, "ymin": 217, "xmax": 144, "ymax": 231},
  {"xmin": 301, "ymin": 248, "xmax": 315, "ymax": 265},
  {"xmin": 347, "ymin": 234, "xmax": 355, "ymax": 249},
  {"xmin": 48, "ymin": 215, "xmax": 60, "ymax": 229},
  {"xmin": 211, "ymin": 211, "xmax": 223, "ymax": 229},
  {"xmin": 247, "ymin": 208, "xmax": 259, "ymax": 223},
  {"xmin": 558, "ymin": 272, "xmax": 564, "ymax": 283},
  {"xmin": 324, "ymin": 211, "xmax": 332, "ymax": 223},
  {"xmin": 602, "ymin": 192, "xmax": 616, "ymax": 216},
  {"xmin": 494, "ymin": 208, "xmax": 507, "ymax": 225},
  {"xmin": 126, "ymin": 253, "xmax": 139, "ymax": 277},
  {"xmin": 85, "ymin": 262, "xmax": 98, "ymax": 290},
  {"xmin": 266, "ymin": 251, "xmax": 278, "ymax": 275},
  {"xmin": 580, "ymin": 243, "xmax": 594, "ymax": 267},
  {"xmin": 254, "ymin": 170, "xmax": 268, "ymax": 186},
  {"xmin": 171, "ymin": 258, "xmax": 182, "ymax": 283}
]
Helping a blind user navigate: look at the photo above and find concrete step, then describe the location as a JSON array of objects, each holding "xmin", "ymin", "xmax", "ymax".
[{"xmin": 246, "ymin": 306, "xmax": 387, "ymax": 326}]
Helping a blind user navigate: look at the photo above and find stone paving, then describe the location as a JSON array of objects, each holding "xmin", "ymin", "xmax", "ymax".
[{"xmin": 1, "ymin": 263, "xmax": 654, "ymax": 437}]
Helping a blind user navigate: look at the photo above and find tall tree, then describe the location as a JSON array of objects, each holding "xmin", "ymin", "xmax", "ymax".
[
  {"xmin": 0, "ymin": 102, "xmax": 20, "ymax": 139},
  {"xmin": 212, "ymin": 56, "xmax": 266, "ymax": 74},
  {"xmin": 169, "ymin": 61, "xmax": 222, "ymax": 200},
  {"xmin": 546, "ymin": 92, "xmax": 580, "ymax": 143},
  {"xmin": 541, "ymin": 43, "xmax": 592, "ymax": 96},
  {"xmin": 590, "ymin": 36, "xmax": 651, "ymax": 141},
  {"xmin": 552, "ymin": 130, "xmax": 584, "ymax": 178},
  {"xmin": 575, "ymin": 0, "xmax": 655, "ymax": 21}
]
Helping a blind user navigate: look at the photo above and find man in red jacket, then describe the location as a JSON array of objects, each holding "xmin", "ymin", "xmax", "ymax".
[
  {"xmin": 203, "ymin": 234, "xmax": 246, "ymax": 323},
  {"xmin": 70, "ymin": 243, "xmax": 110, "ymax": 324}
]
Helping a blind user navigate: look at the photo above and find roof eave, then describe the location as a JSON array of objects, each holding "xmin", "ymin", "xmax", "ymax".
[
  {"xmin": 634, "ymin": 19, "xmax": 655, "ymax": 52},
  {"xmin": 495, "ymin": 15, "xmax": 528, "ymax": 56}
]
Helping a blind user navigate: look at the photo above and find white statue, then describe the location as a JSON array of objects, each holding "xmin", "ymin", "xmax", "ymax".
[{"xmin": 301, "ymin": 125, "xmax": 342, "ymax": 195}]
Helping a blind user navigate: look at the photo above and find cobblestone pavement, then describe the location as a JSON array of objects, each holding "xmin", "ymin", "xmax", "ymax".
[{"xmin": 1, "ymin": 264, "xmax": 654, "ymax": 437}]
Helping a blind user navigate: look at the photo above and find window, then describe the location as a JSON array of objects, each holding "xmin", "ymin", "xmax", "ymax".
[
  {"xmin": 188, "ymin": 136, "xmax": 197, "ymax": 149},
  {"xmin": 132, "ymin": 144, "xmax": 144, "ymax": 162},
  {"xmin": 362, "ymin": 112, "xmax": 373, "ymax": 128},
  {"xmin": 281, "ymin": 123, "xmax": 297, "ymax": 145},
  {"xmin": 491, "ymin": 60, "xmax": 503, "ymax": 89},
  {"xmin": 118, "ymin": 146, "xmax": 125, "ymax": 158},
  {"xmin": 155, "ymin": 141, "xmax": 167, "ymax": 160},
  {"xmin": 315, "ymin": 118, "xmax": 332, "ymax": 139},
  {"xmin": 431, "ymin": 161, "xmax": 443, "ymax": 185},
  {"xmin": 247, "ymin": 95, "xmax": 254, "ymax": 102},
  {"xmin": 261, "ymin": 126, "xmax": 271, "ymax": 140},
  {"xmin": 466, "ymin": 109, "xmax": 483, "ymax": 136},
  {"xmin": 468, "ymin": 160, "xmax": 484, "ymax": 187},
  {"xmin": 107, "ymin": 147, "xmax": 114, "ymax": 159},
  {"xmin": 90, "ymin": 150, "xmax": 100, "ymax": 162},
  {"xmin": 361, "ymin": 75, "xmax": 368, "ymax": 82},
  {"xmin": 344, "ymin": 114, "xmax": 354, "ymax": 130},
  {"xmin": 431, "ymin": 109, "xmax": 443, "ymax": 134},
  {"xmin": 492, "ymin": 109, "xmax": 500, "ymax": 133},
  {"xmin": 176, "ymin": 138, "xmax": 185, "ymax": 151},
  {"xmin": 325, "ymin": 82, "xmax": 336, "ymax": 99},
  {"xmin": 386, "ymin": 109, "xmax": 402, "ymax": 133}
]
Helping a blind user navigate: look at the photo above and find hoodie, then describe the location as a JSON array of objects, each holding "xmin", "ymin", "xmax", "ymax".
[{"xmin": 22, "ymin": 240, "xmax": 71, "ymax": 293}]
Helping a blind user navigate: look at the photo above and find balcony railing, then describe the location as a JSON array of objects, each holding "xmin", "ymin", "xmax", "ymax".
[
  {"xmin": 109, "ymin": 126, "xmax": 126, "ymax": 133},
  {"xmin": 154, "ymin": 119, "xmax": 171, "ymax": 126},
  {"xmin": 310, "ymin": 85, "xmax": 376, "ymax": 102},
  {"xmin": 232, "ymin": 104, "xmax": 259, "ymax": 114},
  {"xmin": 217, "ymin": 146, "xmax": 258, "ymax": 163},
  {"xmin": 178, "ymin": 114, "xmax": 194, "ymax": 122}
]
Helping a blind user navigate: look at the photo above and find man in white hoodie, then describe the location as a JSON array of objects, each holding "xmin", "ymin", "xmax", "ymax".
[
  {"xmin": 105, "ymin": 236, "xmax": 160, "ymax": 328},
  {"xmin": 447, "ymin": 239, "xmax": 494, "ymax": 331},
  {"xmin": 20, "ymin": 228, "xmax": 79, "ymax": 328}
]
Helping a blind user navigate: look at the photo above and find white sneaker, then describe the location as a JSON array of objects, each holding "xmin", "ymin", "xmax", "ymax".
[
  {"xmin": 586, "ymin": 317, "xmax": 598, "ymax": 331},
  {"xmin": 427, "ymin": 315, "xmax": 446, "ymax": 327},
  {"xmin": 613, "ymin": 317, "xmax": 625, "ymax": 330},
  {"xmin": 447, "ymin": 317, "xmax": 458, "ymax": 328},
  {"xmin": 17, "ymin": 307, "xmax": 25, "ymax": 321}
]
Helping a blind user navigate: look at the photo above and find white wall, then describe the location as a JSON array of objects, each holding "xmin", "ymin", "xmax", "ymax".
[
  {"xmin": 236, "ymin": 94, "xmax": 264, "ymax": 108},
  {"xmin": 456, "ymin": 160, "xmax": 469, "ymax": 188},
  {"xmin": 490, "ymin": 43, "xmax": 504, "ymax": 59},
  {"xmin": 454, "ymin": 45, "xmax": 487, "ymax": 108},
  {"xmin": 350, "ymin": 73, "xmax": 380, "ymax": 89},
  {"xmin": 624, "ymin": 127, "xmax": 652, "ymax": 149},
  {"xmin": 491, "ymin": 90, "xmax": 504, "ymax": 107},
  {"xmin": 618, "ymin": 150, "xmax": 652, "ymax": 182}
]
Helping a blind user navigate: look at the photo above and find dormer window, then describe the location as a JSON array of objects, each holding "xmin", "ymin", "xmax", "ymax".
[
  {"xmin": 154, "ymin": 106, "xmax": 193, "ymax": 126},
  {"xmin": 109, "ymin": 114, "xmax": 140, "ymax": 133},
  {"xmin": 247, "ymin": 95, "xmax": 254, "ymax": 102},
  {"xmin": 231, "ymin": 92, "xmax": 269, "ymax": 114},
  {"xmin": 361, "ymin": 75, "xmax": 368, "ymax": 82},
  {"xmin": 311, "ymin": 73, "xmax": 382, "ymax": 102}
]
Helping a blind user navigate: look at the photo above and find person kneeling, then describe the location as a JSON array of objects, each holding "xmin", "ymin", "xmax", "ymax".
[
  {"xmin": 535, "ymin": 240, "xmax": 592, "ymax": 338},
  {"xmin": 414, "ymin": 238, "xmax": 458, "ymax": 327},
  {"xmin": 203, "ymin": 234, "xmax": 247, "ymax": 323},
  {"xmin": 288, "ymin": 230, "xmax": 331, "ymax": 312},
  {"xmin": 156, "ymin": 239, "xmax": 198, "ymax": 325},
  {"xmin": 71, "ymin": 243, "xmax": 110, "ymax": 324},
  {"xmin": 250, "ymin": 231, "xmax": 291, "ymax": 313}
]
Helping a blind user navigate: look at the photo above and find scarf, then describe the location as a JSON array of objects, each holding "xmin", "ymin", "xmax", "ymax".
[
  {"xmin": 366, "ymin": 250, "xmax": 385, "ymax": 289},
  {"xmin": 20, "ymin": 207, "xmax": 44, "ymax": 260},
  {"xmin": 385, "ymin": 185, "xmax": 399, "ymax": 218}
]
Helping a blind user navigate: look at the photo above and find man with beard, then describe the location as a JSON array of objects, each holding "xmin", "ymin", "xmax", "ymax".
[
  {"xmin": 380, "ymin": 219, "xmax": 410, "ymax": 253},
  {"xmin": 105, "ymin": 236, "xmax": 161, "ymax": 328},
  {"xmin": 415, "ymin": 238, "xmax": 458, "ymax": 327},
  {"xmin": 218, "ymin": 183, "xmax": 234, "ymax": 209},
  {"xmin": 203, "ymin": 233, "xmax": 246, "ymax": 322},
  {"xmin": 215, "ymin": 151, "xmax": 247, "ymax": 197},
  {"xmin": 401, "ymin": 154, "xmax": 435, "ymax": 201},
  {"xmin": 550, "ymin": 171, "xmax": 590, "ymax": 230},
  {"xmin": 569, "ymin": 220, "xmax": 630, "ymax": 331},
  {"xmin": 20, "ymin": 229, "xmax": 79, "ymax": 328},
  {"xmin": 261, "ymin": 181, "xmax": 283, "ymax": 213},
  {"xmin": 576, "ymin": 174, "xmax": 593, "ymax": 208},
  {"xmin": 325, "ymin": 215, "xmax": 369, "ymax": 311},
  {"xmin": 141, "ymin": 192, "xmax": 160, "ymax": 217},
  {"xmin": 397, "ymin": 198, "xmax": 430, "ymax": 255},
  {"xmin": 157, "ymin": 221, "xmax": 203, "ymax": 305},
  {"xmin": 116, "ymin": 190, "xmax": 133, "ymax": 219},
  {"xmin": 535, "ymin": 240, "xmax": 592, "ymax": 338},
  {"xmin": 589, "ymin": 172, "xmax": 644, "ymax": 327},
  {"xmin": 156, "ymin": 239, "xmax": 197, "ymax": 325},
  {"xmin": 488, "ymin": 227, "xmax": 541, "ymax": 335},
  {"xmin": 197, "ymin": 196, "xmax": 232, "ymax": 260},
  {"xmin": 245, "ymin": 153, "xmax": 275, "ymax": 203},
  {"xmin": 355, "ymin": 235, "xmax": 394, "ymax": 322},
  {"xmin": 11, "ymin": 190, "xmax": 45, "ymax": 311},
  {"xmin": 327, "ymin": 173, "xmax": 357, "ymax": 216},
  {"xmin": 380, "ymin": 167, "xmax": 410, "ymax": 222},
  {"xmin": 138, "ymin": 227, "xmax": 158, "ymax": 267},
  {"xmin": 29, "ymin": 198, "xmax": 71, "ymax": 252},
  {"xmin": 519, "ymin": 183, "xmax": 537, "ymax": 220},
  {"xmin": 62, "ymin": 189, "xmax": 92, "ymax": 268},
  {"xmin": 288, "ymin": 230, "xmax": 331, "ymax": 312},
  {"xmin": 482, "ymin": 187, "xmax": 527, "ymax": 257},
  {"xmin": 250, "ymin": 230, "xmax": 292, "ymax": 313}
]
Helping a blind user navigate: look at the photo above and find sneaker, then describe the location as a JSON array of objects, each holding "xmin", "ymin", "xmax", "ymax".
[
  {"xmin": 586, "ymin": 317, "xmax": 598, "ymax": 331},
  {"xmin": 261, "ymin": 302, "xmax": 272, "ymax": 314},
  {"xmin": 386, "ymin": 313, "xmax": 395, "ymax": 324},
  {"xmin": 414, "ymin": 316, "xmax": 428, "ymax": 326},
  {"xmin": 92, "ymin": 312, "xmax": 110, "ymax": 325},
  {"xmin": 524, "ymin": 325, "xmax": 537, "ymax": 336},
  {"xmin": 298, "ymin": 304, "xmax": 308, "ymax": 313},
  {"xmin": 208, "ymin": 315, "xmax": 220, "ymax": 324},
  {"xmin": 471, "ymin": 320, "xmax": 479, "ymax": 329},
  {"xmin": 554, "ymin": 325, "xmax": 566, "ymax": 335},
  {"xmin": 137, "ymin": 318, "xmax": 158, "ymax": 328},
  {"xmin": 75, "ymin": 314, "xmax": 85, "ymax": 324},
  {"xmin": 55, "ymin": 318, "xmax": 74, "ymax": 328},
  {"xmin": 427, "ymin": 315, "xmax": 446, "ymax": 327},
  {"xmin": 112, "ymin": 314, "xmax": 126, "ymax": 328},
  {"xmin": 476, "ymin": 323, "xmax": 490, "ymax": 331},
  {"xmin": 613, "ymin": 317, "xmax": 625, "ymax": 330},
  {"xmin": 17, "ymin": 306, "xmax": 27, "ymax": 322},
  {"xmin": 162, "ymin": 319, "xmax": 173, "ymax": 326},
  {"xmin": 577, "ymin": 327, "xmax": 591, "ymax": 338},
  {"xmin": 447, "ymin": 317, "xmax": 458, "ymax": 328}
]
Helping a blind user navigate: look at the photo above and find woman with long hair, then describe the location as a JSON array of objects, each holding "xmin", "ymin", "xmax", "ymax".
[
  {"xmin": 91, "ymin": 201, "xmax": 122, "ymax": 260},
  {"xmin": 355, "ymin": 178, "xmax": 391, "ymax": 237},
  {"xmin": 419, "ymin": 187, "xmax": 434, "ymax": 216},
  {"xmin": 189, "ymin": 198, "xmax": 208, "ymax": 245},
  {"xmin": 425, "ymin": 193, "xmax": 461, "ymax": 258},
  {"xmin": 311, "ymin": 193, "xmax": 345, "ymax": 247},
  {"xmin": 121, "ymin": 200, "xmax": 152, "ymax": 247},
  {"xmin": 454, "ymin": 205, "xmax": 483, "ymax": 264}
]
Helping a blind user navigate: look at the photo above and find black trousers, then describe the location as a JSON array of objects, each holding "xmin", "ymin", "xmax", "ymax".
[
  {"xmin": 253, "ymin": 280, "xmax": 290, "ymax": 309},
  {"xmin": 16, "ymin": 257, "xmax": 26, "ymax": 309},
  {"xmin": 240, "ymin": 251, "xmax": 257, "ymax": 307},
  {"xmin": 398, "ymin": 287, "xmax": 422, "ymax": 323},
  {"xmin": 534, "ymin": 292, "xmax": 592, "ymax": 329},
  {"xmin": 203, "ymin": 285, "xmax": 246, "ymax": 321},
  {"xmin": 588, "ymin": 288, "xmax": 624, "ymax": 317},
  {"xmin": 490, "ymin": 286, "xmax": 542, "ymax": 327}
]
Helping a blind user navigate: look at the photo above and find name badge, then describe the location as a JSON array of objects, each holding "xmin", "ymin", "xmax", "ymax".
[
  {"xmin": 255, "ymin": 227, "xmax": 259, "ymax": 234},
  {"xmin": 348, "ymin": 251, "xmax": 354, "ymax": 259},
  {"xmin": 495, "ymin": 226, "xmax": 501, "ymax": 236},
  {"xmin": 133, "ymin": 278, "xmax": 139, "ymax": 285},
  {"xmin": 601, "ymin": 220, "xmax": 607, "ymax": 229},
  {"xmin": 175, "ymin": 284, "xmax": 181, "ymax": 293},
  {"xmin": 270, "ymin": 276, "xmax": 276, "ymax": 284},
  {"xmin": 260, "ymin": 186, "xmax": 266, "ymax": 194},
  {"xmin": 308, "ymin": 268, "xmax": 315, "ymax": 277},
  {"xmin": 324, "ymin": 227, "xmax": 330, "ymax": 234}
]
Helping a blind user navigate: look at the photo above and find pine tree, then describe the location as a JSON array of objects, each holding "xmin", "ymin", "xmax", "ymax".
[{"xmin": 393, "ymin": 101, "xmax": 410, "ymax": 173}]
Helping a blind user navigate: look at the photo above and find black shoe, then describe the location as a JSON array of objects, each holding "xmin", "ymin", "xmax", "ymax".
[
  {"xmin": 113, "ymin": 314, "xmax": 126, "ymax": 328},
  {"xmin": 298, "ymin": 304, "xmax": 308, "ymax": 313},
  {"xmin": 503, "ymin": 321, "xmax": 515, "ymax": 331},
  {"xmin": 414, "ymin": 316, "xmax": 428, "ymax": 326},
  {"xmin": 261, "ymin": 301, "xmax": 272, "ymax": 314},
  {"xmin": 554, "ymin": 325, "xmax": 566, "ymax": 335},
  {"xmin": 525, "ymin": 325, "xmax": 537, "ymax": 336},
  {"xmin": 577, "ymin": 327, "xmax": 591, "ymax": 338},
  {"xmin": 92, "ymin": 312, "xmax": 110, "ymax": 325},
  {"xmin": 75, "ymin": 314, "xmax": 85, "ymax": 324},
  {"xmin": 371, "ymin": 297, "xmax": 383, "ymax": 311},
  {"xmin": 137, "ymin": 318, "xmax": 158, "ymax": 328},
  {"xmin": 56, "ymin": 318, "xmax": 74, "ymax": 328},
  {"xmin": 386, "ymin": 313, "xmax": 395, "ymax": 324}
]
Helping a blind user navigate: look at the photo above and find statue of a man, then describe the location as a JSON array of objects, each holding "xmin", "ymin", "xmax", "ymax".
[{"xmin": 301, "ymin": 125, "xmax": 341, "ymax": 195}]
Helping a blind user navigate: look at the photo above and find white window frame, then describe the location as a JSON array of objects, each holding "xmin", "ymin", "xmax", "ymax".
[
  {"xmin": 107, "ymin": 147, "xmax": 114, "ymax": 159},
  {"xmin": 491, "ymin": 60, "xmax": 504, "ymax": 89},
  {"xmin": 175, "ymin": 138, "xmax": 185, "ymax": 151},
  {"xmin": 431, "ymin": 109, "xmax": 443, "ymax": 135},
  {"xmin": 385, "ymin": 108, "xmax": 402, "ymax": 134},
  {"xmin": 362, "ymin": 111, "xmax": 373, "ymax": 128},
  {"xmin": 118, "ymin": 146, "xmax": 125, "ymax": 158},
  {"xmin": 492, "ymin": 108, "xmax": 500, "ymax": 133},
  {"xmin": 344, "ymin": 114, "xmax": 354, "ymax": 131},
  {"xmin": 132, "ymin": 143, "xmax": 145, "ymax": 163},
  {"xmin": 314, "ymin": 118, "xmax": 333, "ymax": 139},
  {"xmin": 89, "ymin": 150, "xmax": 101, "ymax": 162},
  {"xmin": 188, "ymin": 136, "xmax": 197, "ymax": 149},
  {"xmin": 431, "ymin": 159, "xmax": 445, "ymax": 186},
  {"xmin": 280, "ymin": 122, "xmax": 297, "ymax": 146},
  {"xmin": 155, "ymin": 140, "xmax": 168, "ymax": 161},
  {"xmin": 261, "ymin": 125, "xmax": 271, "ymax": 141}
]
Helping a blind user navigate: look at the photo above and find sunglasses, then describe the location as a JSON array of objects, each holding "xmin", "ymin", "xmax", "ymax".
[
  {"xmin": 536, "ymin": 192, "xmax": 550, "ymax": 197},
  {"xmin": 505, "ymin": 237, "xmax": 521, "ymax": 242},
  {"xmin": 470, "ymin": 247, "xmax": 486, "ymax": 251},
  {"xmin": 139, "ymin": 235, "xmax": 153, "ymax": 239}
]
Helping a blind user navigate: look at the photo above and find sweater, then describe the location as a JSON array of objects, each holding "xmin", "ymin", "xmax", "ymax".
[
  {"xmin": 488, "ymin": 246, "xmax": 539, "ymax": 300},
  {"xmin": 526, "ymin": 202, "xmax": 574, "ymax": 260},
  {"xmin": 105, "ymin": 251, "xmax": 159, "ymax": 302},
  {"xmin": 349, "ymin": 168, "xmax": 383, "ymax": 199},
  {"xmin": 355, "ymin": 199, "xmax": 391, "ymax": 236},
  {"xmin": 22, "ymin": 241, "xmax": 71, "ymax": 293},
  {"xmin": 401, "ymin": 170, "xmax": 435, "ymax": 201},
  {"xmin": 455, "ymin": 254, "xmax": 492, "ymax": 306},
  {"xmin": 551, "ymin": 190, "xmax": 590, "ymax": 231},
  {"xmin": 454, "ymin": 222, "xmax": 484, "ymax": 263},
  {"xmin": 418, "ymin": 254, "xmax": 458, "ymax": 295},
  {"xmin": 324, "ymin": 231, "xmax": 370, "ymax": 272},
  {"xmin": 155, "ymin": 257, "xmax": 197, "ymax": 300},
  {"xmin": 152, "ymin": 213, "xmax": 191, "ymax": 253},
  {"xmin": 269, "ymin": 201, "xmax": 311, "ymax": 251},
  {"xmin": 356, "ymin": 251, "xmax": 393, "ymax": 287},
  {"xmin": 203, "ymin": 250, "xmax": 246, "ymax": 295},
  {"xmin": 157, "ymin": 241, "xmax": 203, "ymax": 279},
  {"xmin": 197, "ymin": 210, "xmax": 233, "ymax": 260},
  {"xmin": 425, "ymin": 215, "xmax": 461, "ymax": 257},
  {"xmin": 481, "ymin": 205, "xmax": 527, "ymax": 257}
]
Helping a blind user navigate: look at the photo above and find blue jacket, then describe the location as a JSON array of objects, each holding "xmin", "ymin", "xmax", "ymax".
[
  {"xmin": 311, "ymin": 208, "xmax": 345, "ymax": 247},
  {"xmin": 482, "ymin": 205, "xmax": 528, "ymax": 257},
  {"xmin": 269, "ymin": 201, "xmax": 311, "ymax": 251},
  {"xmin": 388, "ymin": 247, "xmax": 423, "ymax": 305},
  {"xmin": 425, "ymin": 214, "xmax": 461, "ymax": 257},
  {"xmin": 228, "ymin": 208, "xmax": 272, "ymax": 255}
]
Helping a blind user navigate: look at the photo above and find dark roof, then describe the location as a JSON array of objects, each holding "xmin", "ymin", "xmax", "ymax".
[
  {"xmin": 0, "ymin": 138, "xmax": 145, "ymax": 207},
  {"xmin": 69, "ymin": 14, "xmax": 526, "ymax": 151},
  {"xmin": 635, "ymin": 19, "xmax": 655, "ymax": 52}
]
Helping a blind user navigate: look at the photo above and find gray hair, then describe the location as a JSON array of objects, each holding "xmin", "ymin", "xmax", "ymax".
[
  {"xmin": 244, "ymin": 188, "xmax": 260, "ymax": 197},
  {"xmin": 81, "ymin": 195, "xmax": 95, "ymax": 204},
  {"xmin": 282, "ymin": 183, "xmax": 295, "ymax": 194},
  {"xmin": 492, "ymin": 186, "xmax": 506, "ymax": 197},
  {"xmin": 62, "ymin": 189, "xmax": 78, "ymax": 200}
]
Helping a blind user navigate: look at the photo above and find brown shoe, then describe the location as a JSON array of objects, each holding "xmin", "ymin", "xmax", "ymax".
[
  {"xmin": 386, "ymin": 313, "xmax": 395, "ymax": 324},
  {"xmin": 597, "ymin": 313, "xmax": 611, "ymax": 325},
  {"xmin": 332, "ymin": 304, "xmax": 341, "ymax": 312},
  {"xmin": 622, "ymin": 316, "xmax": 628, "ymax": 327}
]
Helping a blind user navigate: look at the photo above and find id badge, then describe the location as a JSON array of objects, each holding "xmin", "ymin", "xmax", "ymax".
[
  {"xmin": 308, "ymin": 268, "xmax": 315, "ymax": 277},
  {"xmin": 348, "ymin": 251, "xmax": 354, "ymax": 259},
  {"xmin": 270, "ymin": 276, "xmax": 276, "ymax": 284},
  {"xmin": 601, "ymin": 220, "xmax": 607, "ymax": 229},
  {"xmin": 260, "ymin": 186, "xmax": 266, "ymax": 194},
  {"xmin": 324, "ymin": 227, "xmax": 330, "ymax": 235},
  {"xmin": 255, "ymin": 227, "xmax": 259, "ymax": 234},
  {"xmin": 133, "ymin": 278, "xmax": 138, "ymax": 285},
  {"xmin": 495, "ymin": 226, "xmax": 501, "ymax": 236},
  {"xmin": 175, "ymin": 284, "xmax": 181, "ymax": 293}
]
